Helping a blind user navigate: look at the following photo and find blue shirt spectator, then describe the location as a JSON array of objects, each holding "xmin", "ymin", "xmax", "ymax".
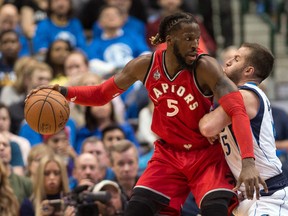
[
  {"xmin": 92, "ymin": 15, "xmax": 146, "ymax": 41},
  {"xmin": 87, "ymin": 31, "xmax": 150, "ymax": 69},
  {"xmin": 33, "ymin": 18, "xmax": 86, "ymax": 53}
]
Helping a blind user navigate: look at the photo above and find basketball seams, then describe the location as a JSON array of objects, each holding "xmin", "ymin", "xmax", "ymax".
[
  {"xmin": 38, "ymin": 89, "xmax": 54, "ymax": 134},
  {"xmin": 33, "ymin": 90, "xmax": 70, "ymax": 116},
  {"xmin": 24, "ymin": 99, "xmax": 46, "ymax": 118},
  {"xmin": 46, "ymin": 99, "xmax": 57, "ymax": 134},
  {"xmin": 30, "ymin": 91, "xmax": 69, "ymax": 115},
  {"xmin": 46, "ymin": 96, "xmax": 70, "ymax": 116}
]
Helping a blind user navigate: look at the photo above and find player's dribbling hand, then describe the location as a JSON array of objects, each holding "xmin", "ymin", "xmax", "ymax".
[
  {"xmin": 233, "ymin": 158, "xmax": 268, "ymax": 200},
  {"xmin": 25, "ymin": 84, "xmax": 61, "ymax": 102}
]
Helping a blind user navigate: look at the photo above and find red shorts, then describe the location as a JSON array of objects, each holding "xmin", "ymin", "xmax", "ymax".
[{"xmin": 136, "ymin": 140, "xmax": 237, "ymax": 214}]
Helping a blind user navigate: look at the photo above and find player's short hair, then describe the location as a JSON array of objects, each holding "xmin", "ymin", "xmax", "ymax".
[
  {"xmin": 150, "ymin": 12, "xmax": 198, "ymax": 46},
  {"xmin": 241, "ymin": 42, "xmax": 274, "ymax": 82}
]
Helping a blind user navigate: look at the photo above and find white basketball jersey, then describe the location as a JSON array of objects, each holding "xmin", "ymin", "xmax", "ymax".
[{"xmin": 219, "ymin": 83, "xmax": 283, "ymax": 192}]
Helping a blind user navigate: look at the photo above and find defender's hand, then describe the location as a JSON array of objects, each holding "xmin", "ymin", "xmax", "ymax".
[{"xmin": 234, "ymin": 158, "xmax": 268, "ymax": 200}]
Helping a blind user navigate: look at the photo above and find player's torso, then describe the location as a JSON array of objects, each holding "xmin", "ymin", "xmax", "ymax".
[
  {"xmin": 144, "ymin": 50, "xmax": 213, "ymax": 149},
  {"xmin": 219, "ymin": 83, "xmax": 282, "ymax": 187}
]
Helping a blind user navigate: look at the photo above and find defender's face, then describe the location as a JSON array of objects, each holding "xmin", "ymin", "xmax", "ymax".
[
  {"xmin": 224, "ymin": 47, "xmax": 249, "ymax": 85},
  {"xmin": 171, "ymin": 22, "xmax": 200, "ymax": 67}
]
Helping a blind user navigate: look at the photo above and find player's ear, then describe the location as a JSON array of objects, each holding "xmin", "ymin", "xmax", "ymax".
[
  {"xmin": 166, "ymin": 35, "xmax": 172, "ymax": 45},
  {"xmin": 244, "ymin": 66, "xmax": 254, "ymax": 76}
]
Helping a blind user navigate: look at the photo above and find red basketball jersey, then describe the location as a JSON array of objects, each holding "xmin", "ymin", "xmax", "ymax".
[{"xmin": 144, "ymin": 49, "xmax": 213, "ymax": 150}]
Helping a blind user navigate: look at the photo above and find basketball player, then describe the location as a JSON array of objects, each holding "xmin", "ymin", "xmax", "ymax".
[
  {"xmin": 28, "ymin": 12, "xmax": 267, "ymax": 216},
  {"xmin": 199, "ymin": 43, "xmax": 288, "ymax": 215}
]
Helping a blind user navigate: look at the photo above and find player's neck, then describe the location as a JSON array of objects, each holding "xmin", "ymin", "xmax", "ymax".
[{"xmin": 164, "ymin": 50, "xmax": 183, "ymax": 75}]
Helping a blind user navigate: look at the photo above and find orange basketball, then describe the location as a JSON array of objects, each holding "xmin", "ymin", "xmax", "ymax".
[{"xmin": 24, "ymin": 89, "xmax": 70, "ymax": 135}]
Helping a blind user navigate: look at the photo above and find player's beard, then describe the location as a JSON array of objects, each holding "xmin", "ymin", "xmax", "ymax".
[
  {"xmin": 226, "ymin": 66, "xmax": 246, "ymax": 85},
  {"xmin": 173, "ymin": 43, "xmax": 194, "ymax": 71}
]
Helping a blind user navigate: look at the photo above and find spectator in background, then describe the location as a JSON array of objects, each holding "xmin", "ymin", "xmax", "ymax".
[
  {"xmin": 10, "ymin": 139, "xmax": 25, "ymax": 176},
  {"xmin": 0, "ymin": 30, "xmax": 21, "ymax": 90},
  {"xmin": 71, "ymin": 152, "xmax": 102, "ymax": 190},
  {"xmin": 0, "ymin": 4, "xmax": 31, "ymax": 57},
  {"xmin": 81, "ymin": 136, "xmax": 116, "ymax": 180},
  {"xmin": 110, "ymin": 139, "xmax": 139, "ymax": 200},
  {"xmin": 75, "ymin": 0, "xmax": 147, "ymax": 41},
  {"xmin": 0, "ymin": 56, "xmax": 37, "ymax": 107},
  {"xmin": 93, "ymin": 179, "xmax": 128, "ymax": 216},
  {"xmin": 92, "ymin": 0, "xmax": 146, "ymax": 41},
  {"xmin": 102, "ymin": 123, "xmax": 126, "ymax": 150},
  {"xmin": 72, "ymin": 0, "xmax": 104, "ymax": 39},
  {"xmin": 76, "ymin": 71, "xmax": 102, "ymax": 89},
  {"xmin": 8, "ymin": 61, "xmax": 53, "ymax": 134},
  {"xmin": 0, "ymin": 103, "xmax": 31, "ymax": 165},
  {"xmin": 0, "ymin": 0, "xmax": 24, "ymax": 10},
  {"xmin": 45, "ymin": 39, "xmax": 73, "ymax": 85},
  {"xmin": 0, "ymin": 158, "xmax": 19, "ymax": 216},
  {"xmin": 19, "ymin": 115, "xmax": 77, "ymax": 147},
  {"xmin": 43, "ymin": 127, "xmax": 77, "ymax": 177},
  {"xmin": 26, "ymin": 143, "xmax": 54, "ymax": 184},
  {"xmin": 33, "ymin": 0, "xmax": 86, "ymax": 55},
  {"xmin": 0, "ymin": 132, "xmax": 32, "ymax": 204},
  {"xmin": 20, "ymin": 0, "xmax": 48, "ymax": 39},
  {"xmin": 75, "ymin": 101, "xmax": 139, "ymax": 153},
  {"xmin": 87, "ymin": 5, "xmax": 150, "ymax": 123},
  {"xmin": 20, "ymin": 154, "xmax": 70, "ymax": 216},
  {"xmin": 87, "ymin": 5, "xmax": 150, "ymax": 76},
  {"xmin": 63, "ymin": 50, "xmax": 89, "ymax": 86}
]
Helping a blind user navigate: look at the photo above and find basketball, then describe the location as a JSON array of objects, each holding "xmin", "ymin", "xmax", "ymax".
[{"xmin": 24, "ymin": 89, "xmax": 70, "ymax": 135}]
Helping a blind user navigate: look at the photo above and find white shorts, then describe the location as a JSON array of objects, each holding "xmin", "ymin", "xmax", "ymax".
[{"xmin": 233, "ymin": 187, "xmax": 288, "ymax": 216}]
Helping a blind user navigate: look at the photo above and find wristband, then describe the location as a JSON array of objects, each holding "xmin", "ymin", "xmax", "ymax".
[{"xmin": 59, "ymin": 86, "xmax": 68, "ymax": 97}]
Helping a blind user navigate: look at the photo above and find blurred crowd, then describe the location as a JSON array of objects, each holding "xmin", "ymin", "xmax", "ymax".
[{"xmin": 1, "ymin": 0, "xmax": 288, "ymax": 216}]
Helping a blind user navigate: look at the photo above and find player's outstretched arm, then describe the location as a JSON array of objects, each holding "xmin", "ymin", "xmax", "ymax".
[
  {"xmin": 25, "ymin": 54, "xmax": 152, "ymax": 106},
  {"xmin": 196, "ymin": 56, "xmax": 267, "ymax": 200}
]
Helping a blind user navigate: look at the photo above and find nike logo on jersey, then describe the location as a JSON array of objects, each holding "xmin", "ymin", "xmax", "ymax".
[{"xmin": 70, "ymin": 96, "xmax": 77, "ymax": 102}]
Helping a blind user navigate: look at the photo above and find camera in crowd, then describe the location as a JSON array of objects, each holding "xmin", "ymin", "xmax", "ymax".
[{"xmin": 63, "ymin": 185, "xmax": 112, "ymax": 216}]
